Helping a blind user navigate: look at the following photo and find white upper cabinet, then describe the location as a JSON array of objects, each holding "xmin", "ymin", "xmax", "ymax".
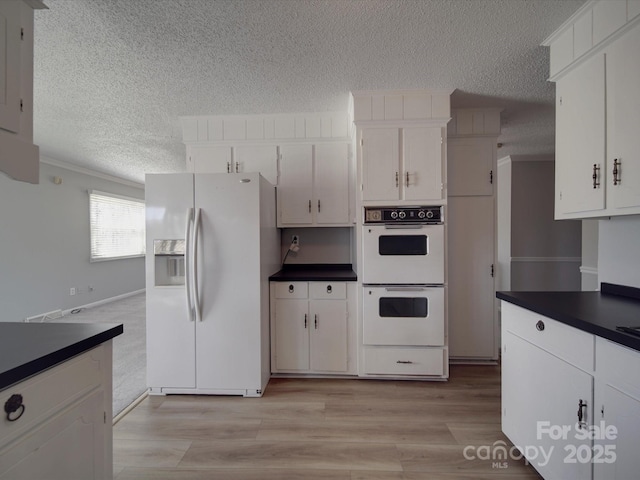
[
  {"xmin": 277, "ymin": 143, "xmax": 351, "ymax": 227},
  {"xmin": 555, "ymin": 54, "xmax": 606, "ymax": 217},
  {"xmin": 0, "ymin": 0, "xmax": 43, "ymax": 185},
  {"xmin": 353, "ymin": 89, "xmax": 451, "ymax": 206},
  {"xmin": 180, "ymin": 112, "xmax": 354, "ymax": 226},
  {"xmin": 360, "ymin": 126, "xmax": 444, "ymax": 203},
  {"xmin": 278, "ymin": 144, "xmax": 314, "ymax": 225},
  {"xmin": 234, "ymin": 145, "xmax": 278, "ymax": 185},
  {"xmin": 605, "ymin": 23, "xmax": 640, "ymax": 212},
  {"xmin": 547, "ymin": 4, "xmax": 640, "ymax": 219},
  {"xmin": 314, "ymin": 143, "xmax": 350, "ymax": 225}
]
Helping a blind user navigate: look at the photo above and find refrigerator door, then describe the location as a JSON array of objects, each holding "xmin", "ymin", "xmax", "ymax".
[
  {"xmin": 145, "ymin": 173, "xmax": 197, "ymax": 389},
  {"xmin": 194, "ymin": 173, "xmax": 264, "ymax": 391}
]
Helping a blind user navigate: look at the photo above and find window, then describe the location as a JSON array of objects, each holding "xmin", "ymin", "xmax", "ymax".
[{"xmin": 89, "ymin": 190, "xmax": 145, "ymax": 261}]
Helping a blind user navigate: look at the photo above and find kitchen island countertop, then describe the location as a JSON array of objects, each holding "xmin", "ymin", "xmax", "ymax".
[
  {"xmin": 497, "ymin": 283, "xmax": 640, "ymax": 353},
  {"xmin": 0, "ymin": 322, "xmax": 123, "ymax": 391},
  {"xmin": 270, "ymin": 264, "xmax": 357, "ymax": 282}
]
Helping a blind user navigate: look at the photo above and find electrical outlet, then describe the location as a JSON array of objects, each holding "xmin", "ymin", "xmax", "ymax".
[
  {"xmin": 69, "ymin": 287, "xmax": 76, "ymax": 296},
  {"xmin": 291, "ymin": 235, "xmax": 299, "ymax": 246}
]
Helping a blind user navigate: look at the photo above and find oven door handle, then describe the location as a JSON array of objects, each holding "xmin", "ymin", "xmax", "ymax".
[
  {"xmin": 383, "ymin": 224, "xmax": 424, "ymax": 230},
  {"xmin": 384, "ymin": 286, "xmax": 427, "ymax": 292}
]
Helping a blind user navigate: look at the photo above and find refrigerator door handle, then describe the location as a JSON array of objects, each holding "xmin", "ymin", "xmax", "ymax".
[
  {"xmin": 193, "ymin": 207, "xmax": 203, "ymax": 322},
  {"xmin": 185, "ymin": 208, "xmax": 195, "ymax": 321}
]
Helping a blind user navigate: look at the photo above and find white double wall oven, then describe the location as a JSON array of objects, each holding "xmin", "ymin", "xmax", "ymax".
[{"xmin": 360, "ymin": 206, "xmax": 447, "ymax": 378}]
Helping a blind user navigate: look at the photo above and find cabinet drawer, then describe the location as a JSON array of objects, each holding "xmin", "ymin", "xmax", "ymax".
[
  {"xmin": 502, "ymin": 303, "xmax": 594, "ymax": 373},
  {"xmin": 309, "ymin": 282, "xmax": 346, "ymax": 299},
  {"xmin": 362, "ymin": 346, "xmax": 445, "ymax": 376},
  {"xmin": 274, "ymin": 282, "xmax": 308, "ymax": 299},
  {"xmin": 0, "ymin": 346, "xmax": 104, "ymax": 447}
]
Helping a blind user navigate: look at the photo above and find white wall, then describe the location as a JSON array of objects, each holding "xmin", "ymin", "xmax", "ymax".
[
  {"xmin": 498, "ymin": 156, "xmax": 582, "ymax": 291},
  {"xmin": 0, "ymin": 161, "xmax": 145, "ymax": 321},
  {"xmin": 279, "ymin": 227, "xmax": 352, "ymax": 265},
  {"xmin": 598, "ymin": 216, "xmax": 640, "ymax": 289}
]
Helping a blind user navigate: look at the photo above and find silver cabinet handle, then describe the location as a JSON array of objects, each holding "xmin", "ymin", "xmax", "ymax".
[
  {"xmin": 406, "ymin": 171, "xmax": 410, "ymax": 187},
  {"xmin": 227, "ymin": 162, "xmax": 231, "ymax": 173},
  {"xmin": 613, "ymin": 159, "xmax": 621, "ymax": 186},
  {"xmin": 308, "ymin": 200, "xmax": 311, "ymax": 213},
  {"xmin": 318, "ymin": 199, "xmax": 320, "ymax": 212},
  {"xmin": 395, "ymin": 171, "xmax": 399, "ymax": 187},
  {"xmin": 304, "ymin": 314, "xmax": 307, "ymax": 329},
  {"xmin": 314, "ymin": 314, "xmax": 318, "ymax": 329},
  {"xmin": 235, "ymin": 161, "xmax": 239, "ymax": 173},
  {"xmin": 592, "ymin": 164, "xmax": 600, "ymax": 189},
  {"xmin": 396, "ymin": 360, "xmax": 414, "ymax": 364}
]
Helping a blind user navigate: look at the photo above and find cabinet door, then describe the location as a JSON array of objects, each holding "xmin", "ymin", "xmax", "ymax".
[
  {"xmin": 606, "ymin": 23, "xmax": 640, "ymax": 212},
  {"xmin": 314, "ymin": 143, "xmax": 350, "ymax": 225},
  {"xmin": 0, "ymin": 0, "xmax": 22, "ymax": 133},
  {"xmin": 594, "ymin": 385, "xmax": 640, "ymax": 479},
  {"xmin": 234, "ymin": 145, "xmax": 278, "ymax": 186},
  {"xmin": 448, "ymin": 196, "xmax": 496, "ymax": 359},
  {"xmin": 361, "ymin": 128, "xmax": 400, "ymax": 201},
  {"xmin": 273, "ymin": 299, "xmax": 310, "ymax": 371},
  {"xmin": 187, "ymin": 145, "xmax": 231, "ymax": 174},
  {"xmin": 278, "ymin": 144, "xmax": 313, "ymax": 226},
  {"xmin": 555, "ymin": 54, "xmax": 606, "ymax": 217},
  {"xmin": 403, "ymin": 126, "xmax": 444, "ymax": 201},
  {"xmin": 0, "ymin": 389, "xmax": 105, "ymax": 480},
  {"xmin": 310, "ymin": 299, "xmax": 348, "ymax": 372},
  {"xmin": 502, "ymin": 330, "xmax": 593, "ymax": 480},
  {"xmin": 447, "ymin": 137, "xmax": 494, "ymax": 196}
]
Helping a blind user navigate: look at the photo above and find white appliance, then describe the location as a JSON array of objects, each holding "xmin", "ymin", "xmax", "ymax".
[
  {"xmin": 145, "ymin": 172, "xmax": 279, "ymax": 397},
  {"xmin": 360, "ymin": 206, "xmax": 447, "ymax": 378}
]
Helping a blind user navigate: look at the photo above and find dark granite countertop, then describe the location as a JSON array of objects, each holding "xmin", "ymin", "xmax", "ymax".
[
  {"xmin": 497, "ymin": 283, "xmax": 640, "ymax": 353},
  {"xmin": 0, "ymin": 322, "xmax": 123, "ymax": 391},
  {"xmin": 270, "ymin": 264, "xmax": 357, "ymax": 282}
]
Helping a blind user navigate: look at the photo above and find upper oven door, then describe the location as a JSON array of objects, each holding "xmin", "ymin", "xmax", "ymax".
[{"xmin": 362, "ymin": 224, "xmax": 444, "ymax": 284}]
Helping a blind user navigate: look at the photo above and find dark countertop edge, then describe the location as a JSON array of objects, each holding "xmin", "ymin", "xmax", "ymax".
[
  {"xmin": 0, "ymin": 324, "xmax": 123, "ymax": 391},
  {"xmin": 270, "ymin": 264, "xmax": 357, "ymax": 282},
  {"xmin": 601, "ymin": 282, "xmax": 640, "ymax": 301},
  {"xmin": 496, "ymin": 290, "xmax": 640, "ymax": 353}
]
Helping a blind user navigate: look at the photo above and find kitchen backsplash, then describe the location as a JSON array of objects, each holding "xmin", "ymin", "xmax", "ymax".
[
  {"xmin": 598, "ymin": 216, "xmax": 640, "ymax": 289},
  {"xmin": 280, "ymin": 227, "xmax": 352, "ymax": 265}
]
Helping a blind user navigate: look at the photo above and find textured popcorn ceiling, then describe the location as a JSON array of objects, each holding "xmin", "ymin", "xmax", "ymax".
[{"xmin": 33, "ymin": 0, "xmax": 585, "ymax": 183}]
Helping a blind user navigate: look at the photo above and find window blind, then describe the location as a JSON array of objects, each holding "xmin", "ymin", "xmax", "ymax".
[{"xmin": 89, "ymin": 190, "xmax": 145, "ymax": 261}]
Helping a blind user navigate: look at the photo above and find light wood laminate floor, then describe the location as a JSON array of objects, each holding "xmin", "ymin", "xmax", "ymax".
[{"xmin": 114, "ymin": 365, "xmax": 541, "ymax": 479}]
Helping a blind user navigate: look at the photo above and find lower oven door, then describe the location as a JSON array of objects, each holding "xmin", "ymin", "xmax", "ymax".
[
  {"xmin": 362, "ymin": 286, "xmax": 445, "ymax": 346},
  {"xmin": 361, "ymin": 224, "xmax": 444, "ymax": 284}
]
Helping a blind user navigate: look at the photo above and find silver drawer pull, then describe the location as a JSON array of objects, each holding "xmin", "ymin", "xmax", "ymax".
[
  {"xmin": 396, "ymin": 360, "xmax": 414, "ymax": 364},
  {"xmin": 536, "ymin": 320, "xmax": 545, "ymax": 331}
]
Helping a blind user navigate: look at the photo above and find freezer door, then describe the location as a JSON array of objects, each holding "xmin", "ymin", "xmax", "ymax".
[
  {"xmin": 193, "ymin": 173, "xmax": 265, "ymax": 390},
  {"xmin": 145, "ymin": 173, "xmax": 197, "ymax": 389}
]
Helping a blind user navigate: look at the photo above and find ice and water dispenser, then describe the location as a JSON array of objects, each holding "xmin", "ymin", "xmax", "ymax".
[{"xmin": 153, "ymin": 239, "xmax": 185, "ymax": 286}]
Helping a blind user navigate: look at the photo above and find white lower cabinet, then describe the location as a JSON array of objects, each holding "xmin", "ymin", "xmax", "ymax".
[
  {"xmin": 271, "ymin": 281, "xmax": 356, "ymax": 375},
  {"xmin": 593, "ymin": 338, "xmax": 640, "ymax": 479},
  {"xmin": 502, "ymin": 302, "xmax": 640, "ymax": 479},
  {"xmin": 0, "ymin": 344, "xmax": 112, "ymax": 480}
]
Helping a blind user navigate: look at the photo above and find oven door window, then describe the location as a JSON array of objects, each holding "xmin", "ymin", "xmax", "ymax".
[
  {"xmin": 378, "ymin": 235, "xmax": 427, "ymax": 256},
  {"xmin": 379, "ymin": 297, "xmax": 428, "ymax": 317}
]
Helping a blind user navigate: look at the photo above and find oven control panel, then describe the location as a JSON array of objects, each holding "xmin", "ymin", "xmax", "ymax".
[{"xmin": 363, "ymin": 206, "xmax": 443, "ymax": 224}]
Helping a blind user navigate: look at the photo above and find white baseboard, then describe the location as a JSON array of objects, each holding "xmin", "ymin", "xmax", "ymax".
[{"xmin": 61, "ymin": 289, "xmax": 146, "ymax": 316}]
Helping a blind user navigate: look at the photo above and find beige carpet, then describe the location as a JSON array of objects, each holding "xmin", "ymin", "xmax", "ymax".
[{"xmin": 56, "ymin": 292, "xmax": 146, "ymax": 416}]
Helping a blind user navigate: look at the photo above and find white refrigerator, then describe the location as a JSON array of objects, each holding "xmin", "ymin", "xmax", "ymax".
[{"xmin": 145, "ymin": 172, "xmax": 279, "ymax": 397}]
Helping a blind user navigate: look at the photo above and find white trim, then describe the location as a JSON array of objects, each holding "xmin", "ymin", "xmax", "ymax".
[
  {"xmin": 89, "ymin": 189, "xmax": 143, "ymax": 203},
  {"xmin": 61, "ymin": 289, "xmax": 146, "ymax": 317},
  {"xmin": 113, "ymin": 389, "xmax": 149, "ymax": 424},
  {"xmin": 510, "ymin": 256, "xmax": 582, "ymax": 263},
  {"xmin": 579, "ymin": 266, "xmax": 599, "ymax": 276},
  {"xmin": 41, "ymin": 156, "xmax": 144, "ymax": 189},
  {"xmin": 541, "ymin": 0, "xmax": 596, "ymax": 46}
]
